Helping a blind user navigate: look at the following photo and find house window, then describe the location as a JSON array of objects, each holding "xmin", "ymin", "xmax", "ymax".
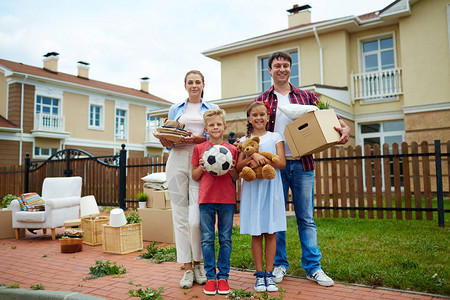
[
  {"xmin": 146, "ymin": 115, "xmax": 161, "ymax": 132},
  {"xmin": 34, "ymin": 147, "xmax": 58, "ymax": 158},
  {"xmin": 115, "ymin": 109, "xmax": 127, "ymax": 139},
  {"xmin": 89, "ymin": 104, "xmax": 103, "ymax": 129},
  {"xmin": 361, "ymin": 120, "xmax": 404, "ymax": 189},
  {"xmin": 363, "ymin": 37, "xmax": 395, "ymax": 72},
  {"xmin": 361, "ymin": 36, "xmax": 397, "ymax": 99},
  {"xmin": 260, "ymin": 50, "xmax": 299, "ymax": 92},
  {"xmin": 36, "ymin": 96, "xmax": 59, "ymax": 115}
]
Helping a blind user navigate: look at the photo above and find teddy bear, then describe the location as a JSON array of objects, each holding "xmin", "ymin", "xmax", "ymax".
[{"xmin": 238, "ymin": 136, "xmax": 280, "ymax": 182}]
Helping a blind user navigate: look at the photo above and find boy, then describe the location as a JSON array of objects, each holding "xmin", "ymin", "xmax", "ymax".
[{"xmin": 191, "ymin": 108, "xmax": 239, "ymax": 295}]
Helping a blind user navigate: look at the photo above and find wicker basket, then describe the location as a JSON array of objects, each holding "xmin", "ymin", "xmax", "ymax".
[
  {"xmin": 102, "ymin": 223, "xmax": 143, "ymax": 254},
  {"xmin": 81, "ymin": 216, "xmax": 110, "ymax": 245}
]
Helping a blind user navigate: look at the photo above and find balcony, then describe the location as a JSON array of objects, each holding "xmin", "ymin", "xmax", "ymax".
[
  {"xmin": 31, "ymin": 113, "xmax": 69, "ymax": 139},
  {"xmin": 351, "ymin": 68, "xmax": 403, "ymax": 102},
  {"xmin": 144, "ymin": 127, "xmax": 164, "ymax": 148}
]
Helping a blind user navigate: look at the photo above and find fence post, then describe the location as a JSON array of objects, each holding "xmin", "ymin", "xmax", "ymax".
[
  {"xmin": 64, "ymin": 149, "xmax": 73, "ymax": 177},
  {"xmin": 118, "ymin": 144, "xmax": 127, "ymax": 210},
  {"xmin": 434, "ymin": 140, "xmax": 444, "ymax": 227},
  {"xmin": 24, "ymin": 153, "xmax": 30, "ymax": 193}
]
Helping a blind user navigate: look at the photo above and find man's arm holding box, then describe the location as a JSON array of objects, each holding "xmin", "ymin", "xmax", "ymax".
[{"xmin": 334, "ymin": 119, "xmax": 350, "ymax": 145}]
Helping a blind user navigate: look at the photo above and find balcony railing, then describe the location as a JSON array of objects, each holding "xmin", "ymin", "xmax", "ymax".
[
  {"xmin": 351, "ymin": 68, "xmax": 402, "ymax": 101},
  {"xmin": 34, "ymin": 113, "xmax": 65, "ymax": 131},
  {"xmin": 145, "ymin": 127, "xmax": 160, "ymax": 143}
]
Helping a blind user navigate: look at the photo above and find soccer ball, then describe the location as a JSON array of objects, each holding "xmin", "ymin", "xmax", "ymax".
[{"xmin": 202, "ymin": 145, "xmax": 233, "ymax": 176}]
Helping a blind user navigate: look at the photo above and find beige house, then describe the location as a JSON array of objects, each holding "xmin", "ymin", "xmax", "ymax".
[
  {"xmin": 203, "ymin": 0, "xmax": 450, "ymax": 148},
  {"xmin": 0, "ymin": 52, "xmax": 171, "ymax": 166}
]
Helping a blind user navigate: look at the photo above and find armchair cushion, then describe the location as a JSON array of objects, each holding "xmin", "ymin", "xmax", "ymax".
[
  {"xmin": 18, "ymin": 193, "xmax": 44, "ymax": 211},
  {"xmin": 15, "ymin": 211, "xmax": 46, "ymax": 223},
  {"xmin": 47, "ymin": 197, "xmax": 80, "ymax": 209}
]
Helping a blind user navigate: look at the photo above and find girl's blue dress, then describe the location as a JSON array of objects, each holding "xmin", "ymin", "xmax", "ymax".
[{"xmin": 239, "ymin": 131, "xmax": 287, "ymax": 235}]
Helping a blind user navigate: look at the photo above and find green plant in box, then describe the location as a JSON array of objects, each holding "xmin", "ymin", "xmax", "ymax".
[
  {"xmin": 1, "ymin": 194, "xmax": 16, "ymax": 208},
  {"xmin": 315, "ymin": 99, "xmax": 330, "ymax": 110},
  {"xmin": 126, "ymin": 211, "xmax": 143, "ymax": 224},
  {"xmin": 136, "ymin": 192, "xmax": 148, "ymax": 202}
]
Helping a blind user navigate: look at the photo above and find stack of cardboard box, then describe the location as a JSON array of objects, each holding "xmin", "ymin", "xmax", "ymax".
[{"xmin": 138, "ymin": 188, "xmax": 174, "ymax": 244}]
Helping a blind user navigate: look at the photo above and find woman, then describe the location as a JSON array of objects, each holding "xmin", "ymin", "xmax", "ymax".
[{"xmin": 158, "ymin": 70, "xmax": 218, "ymax": 289}]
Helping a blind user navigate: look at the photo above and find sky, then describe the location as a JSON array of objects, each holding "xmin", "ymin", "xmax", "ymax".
[{"xmin": 0, "ymin": 0, "xmax": 394, "ymax": 103}]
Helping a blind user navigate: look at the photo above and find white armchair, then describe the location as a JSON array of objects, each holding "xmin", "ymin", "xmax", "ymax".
[{"xmin": 11, "ymin": 176, "xmax": 82, "ymax": 240}]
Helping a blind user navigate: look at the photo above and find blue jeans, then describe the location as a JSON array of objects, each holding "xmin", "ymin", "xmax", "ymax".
[
  {"xmin": 274, "ymin": 160, "xmax": 322, "ymax": 276},
  {"xmin": 199, "ymin": 203, "xmax": 235, "ymax": 280}
]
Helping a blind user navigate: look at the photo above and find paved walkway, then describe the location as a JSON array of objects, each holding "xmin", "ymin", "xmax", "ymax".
[{"xmin": 0, "ymin": 228, "xmax": 447, "ymax": 300}]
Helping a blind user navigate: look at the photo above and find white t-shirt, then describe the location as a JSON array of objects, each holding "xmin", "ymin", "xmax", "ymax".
[
  {"xmin": 176, "ymin": 102, "xmax": 204, "ymax": 151},
  {"xmin": 273, "ymin": 91, "xmax": 293, "ymax": 157}
]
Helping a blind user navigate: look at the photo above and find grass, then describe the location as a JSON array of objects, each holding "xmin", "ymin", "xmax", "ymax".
[{"xmin": 229, "ymin": 216, "xmax": 449, "ymax": 296}]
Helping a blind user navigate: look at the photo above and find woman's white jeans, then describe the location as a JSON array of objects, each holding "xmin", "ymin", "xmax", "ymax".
[{"xmin": 166, "ymin": 149, "xmax": 202, "ymax": 263}]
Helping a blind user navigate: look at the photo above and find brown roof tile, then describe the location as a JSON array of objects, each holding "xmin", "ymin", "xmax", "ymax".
[
  {"xmin": 0, "ymin": 114, "xmax": 18, "ymax": 128},
  {"xmin": 0, "ymin": 58, "xmax": 171, "ymax": 104}
]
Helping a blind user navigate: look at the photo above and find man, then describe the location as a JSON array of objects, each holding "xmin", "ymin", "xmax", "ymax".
[{"xmin": 255, "ymin": 51, "xmax": 350, "ymax": 287}]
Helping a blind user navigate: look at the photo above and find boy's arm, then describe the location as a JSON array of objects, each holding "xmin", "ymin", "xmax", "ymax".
[
  {"xmin": 192, "ymin": 164, "xmax": 203, "ymax": 181},
  {"xmin": 228, "ymin": 161, "xmax": 239, "ymax": 181}
]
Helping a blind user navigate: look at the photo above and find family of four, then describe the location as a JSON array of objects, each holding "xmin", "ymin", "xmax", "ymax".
[{"xmin": 157, "ymin": 51, "xmax": 350, "ymax": 295}]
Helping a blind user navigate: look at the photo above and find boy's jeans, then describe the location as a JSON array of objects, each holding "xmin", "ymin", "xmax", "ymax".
[
  {"xmin": 199, "ymin": 203, "xmax": 235, "ymax": 281},
  {"xmin": 274, "ymin": 160, "xmax": 322, "ymax": 276}
]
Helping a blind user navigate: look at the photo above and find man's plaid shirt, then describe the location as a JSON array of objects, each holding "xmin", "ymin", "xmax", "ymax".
[{"xmin": 255, "ymin": 83, "xmax": 319, "ymax": 171}]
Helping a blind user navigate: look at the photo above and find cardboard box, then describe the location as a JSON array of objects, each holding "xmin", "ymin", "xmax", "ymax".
[
  {"xmin": 284, "ymin": 109, "xmax": 341, "ymax": 158},
  {"xmin": 144, "ymin": 188, "xmax": 169, "ymax": 209},
  {"xmin": 138, "ymin": 208, "xmax": 175, "ymax": 244},
  {"xmin": 0, "ymin": 209, "xmax": 24, "ymax": 239}
]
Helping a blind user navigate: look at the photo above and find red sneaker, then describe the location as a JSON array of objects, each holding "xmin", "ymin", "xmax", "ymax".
[
  {"xmin": 203, "ymin": 280, "xmax": 217, "ymax": 295},
  {"xmin": 217, "ymin": 279, "xmax": 230, "ymax": 295}
]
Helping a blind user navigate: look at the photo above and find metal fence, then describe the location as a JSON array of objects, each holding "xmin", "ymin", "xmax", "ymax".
[{"xmin": 1, "ymin": 140, "xmax": 448, "ymax": 227}]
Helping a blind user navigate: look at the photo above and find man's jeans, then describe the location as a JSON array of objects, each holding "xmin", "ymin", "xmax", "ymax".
[
  {"xmin": 199, "ymin": 203, "xmax": 235, "ymax": 280},
  {"xmin": 273, "ymin": 160, "xmax": 322, "ymax": 276}
]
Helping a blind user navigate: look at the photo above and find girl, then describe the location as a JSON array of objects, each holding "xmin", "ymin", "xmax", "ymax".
[
  {"xmin": 157, "ymin": 70, "xmax": 218, "ymax": 289},
  {"xmin": 237, "ymin": 102, "xmax": 287, "ymax": 292}
]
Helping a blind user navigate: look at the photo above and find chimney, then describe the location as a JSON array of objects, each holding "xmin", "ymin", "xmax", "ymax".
[
  {"xmin": 287, "ymin": 4, "xmax": 312, "ymax": 28},
  {"xmin": 140, "ymin": 77, "xmax": 150, "ymax": 93},
  {"xmin": 77, "ymin": 61, "xmax": 90, "ymax": 79},
  {"xmin": 42, "ymin": 52, "xmax": 59, "ymax": 73}
]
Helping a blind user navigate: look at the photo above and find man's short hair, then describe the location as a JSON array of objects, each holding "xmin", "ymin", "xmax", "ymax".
[
  {"xmin": 203, "ymin": 108, "xmax": 226, "ymax": 126},
  {"xmin": 268, "ymin": 51, "xmax": 292, "ymax": 69}
]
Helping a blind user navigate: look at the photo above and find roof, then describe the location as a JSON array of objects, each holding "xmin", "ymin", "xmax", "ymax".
[
  {"xmin": 0, "ymin": 114, "xmax": 19, "ymax": 129},
  {"xmin": 202, "ymin": 0, "xmax": 415, "ymax": 60},
  {"xmin": 0, "ymin": 58, "xmax": 171, "ymax": 105}
]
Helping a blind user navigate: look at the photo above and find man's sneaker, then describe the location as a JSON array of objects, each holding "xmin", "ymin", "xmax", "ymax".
[
  {"xmin": 203, "ymin": 280, "xmax": 217, "ymax": 295},
  {"xmin": 265, "ymin": 272, "xmax": 279, "ymax": 292},
  {"xmin": 217, "ymin": 279, "xmax": 230, "ymax": 295},
  {"xmin": 272, "ymin": 266, "xmax": 287, "ymax": 283},
  {"xmin": 306, "ymin": 269, "xmax": 334, "ymax": 287},
  {"xmin": 180, "ymin": 270, "xmax": 194, "ymax": 289},
  {"xmin": 193, "ymin": 265, "xmax": 207, "ymax": 285},
  {"xmin": 254, "ymin": 271, "xmax": 266, "ymax": 292}
]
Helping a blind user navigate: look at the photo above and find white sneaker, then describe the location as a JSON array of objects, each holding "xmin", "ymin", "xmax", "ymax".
[
  {"xmin": 272, "ymin": 266, "xmax": 286, "ymax": 283},
  {"xmin": 265, "ymin": 272, "xmax": 279, "ymax": 292},
  {"xmin": 254, "ymin": 272, "xmax": 266, "ymax": 292},
  {"xmin": 180, "ymin": 270, "xmax": 194, "ymax": 289},
  {"xmin": 306, "ymin": 269, "xmax": 334, "ymax": 287},
  {"xmin": 193, "ymin": 265, "xmax": 207, "ymax": 285}
]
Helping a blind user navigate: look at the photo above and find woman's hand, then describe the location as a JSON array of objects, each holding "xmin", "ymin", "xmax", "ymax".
[
  {"xmin": 180, "ymin": 132, "xmax": 195, "ymax": 144},
  {"xmin": 159, "ymin": 137, "xmax": 174, "ymax": 148}
]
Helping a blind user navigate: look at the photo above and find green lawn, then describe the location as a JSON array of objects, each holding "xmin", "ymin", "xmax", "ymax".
[{"xmin": 230, "ymin": 214, "xmax": 450, "ymax": 296}]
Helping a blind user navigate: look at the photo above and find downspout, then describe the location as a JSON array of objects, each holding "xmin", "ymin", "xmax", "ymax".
[
  {"xmin": 19, "ymin": 75, "xmax": 28, "ymax": 165},
  {"xmin": 313, "ymin": 26, "xmax": 324, "ymax": 85}
]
